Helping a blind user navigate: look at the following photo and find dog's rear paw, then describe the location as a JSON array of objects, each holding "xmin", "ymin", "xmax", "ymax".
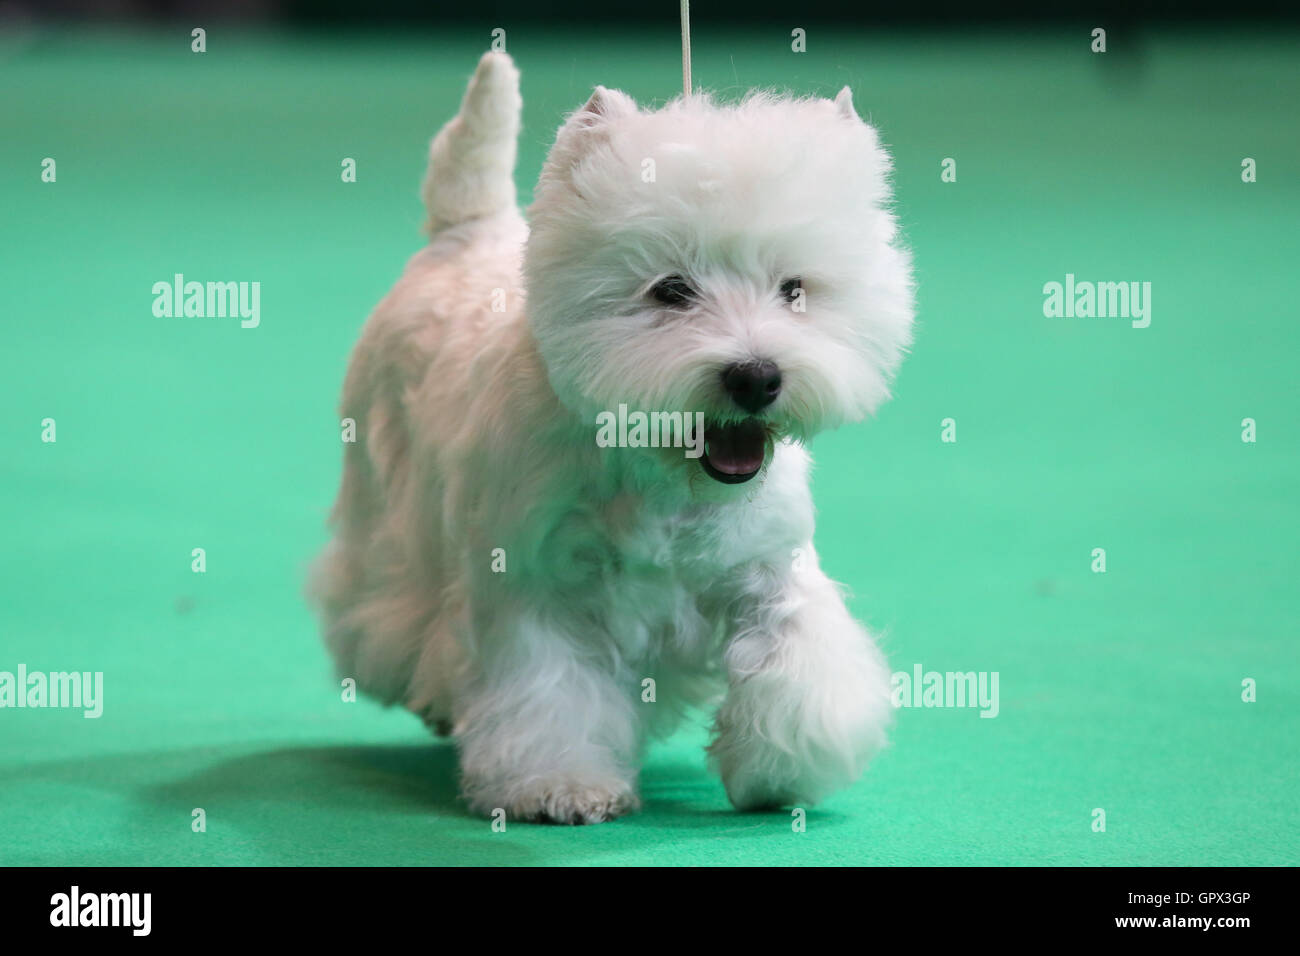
[{"xmin": 469, "ymin": 778, "xmax": 641, "ymax": 825}]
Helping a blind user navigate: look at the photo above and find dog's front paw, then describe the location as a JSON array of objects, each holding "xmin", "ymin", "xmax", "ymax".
[
  {"xmin": 709, "ymin": 664, "xmax": 892, "ymax": 811},
  {"xmin": 712, "ymin": 740, "xmax": 814, "ymax": 812},
  {"xmin": 466, "ymin": 776, "xmax": 641, "ymax": 825},
  {"xmin": 721, "ymin": 774, "xmax": 799, "ymax": 813}
]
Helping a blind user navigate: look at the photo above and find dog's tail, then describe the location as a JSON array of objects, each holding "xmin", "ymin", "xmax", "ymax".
[{"xmin": 421, "ymin": 51, "xmax": 522, "ymax": 236}]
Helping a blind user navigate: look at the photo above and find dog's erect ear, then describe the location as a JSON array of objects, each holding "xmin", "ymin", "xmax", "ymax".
[
  {"xmin": 833, "ymin": 86, "xmax": 861, "ymax": 122},
  {"xmin": 537, "ymin": 86, "xmax": 639, "ymax": 186},
  {"xmin": 571, "ymin": 85, "xmax": 639, "ymax": 129}
]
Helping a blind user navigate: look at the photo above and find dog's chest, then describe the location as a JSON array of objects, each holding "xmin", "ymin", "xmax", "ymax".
[
  {"xmin": 579, "ymin": 496, "xmax": 743, "ymax": 659},
  {"xmin": 523, "ymin": 468, "xmax": 801, "ymax": 663},
  {"xmin": 600, "ymin": 491, "xmax": 738, "ymax": 583}
]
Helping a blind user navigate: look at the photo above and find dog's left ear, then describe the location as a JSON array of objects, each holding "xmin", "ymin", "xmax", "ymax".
[{"xmin": 833, "ymin": 86, "xmax": 861, "ymax": 122}]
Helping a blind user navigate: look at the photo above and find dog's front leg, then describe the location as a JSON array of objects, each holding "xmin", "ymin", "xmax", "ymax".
[
  {"xmin": 455, "ymin": 605, "xmax": 642, "ymax": 824},
  {"xmin": 709, "ymin": 550, "xmax": 894, "ymax": 810}
]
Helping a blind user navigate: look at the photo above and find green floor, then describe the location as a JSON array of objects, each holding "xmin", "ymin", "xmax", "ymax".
[{"xmin": 1, "ymin": 25, "xmax": 1297, "ymax": 866}]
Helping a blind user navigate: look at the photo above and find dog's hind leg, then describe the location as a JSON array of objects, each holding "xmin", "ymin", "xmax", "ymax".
[
  {"xmin": 308, "ymin": 331, "xmax": 459, "ymax": 720},
  {"xmin": 309, "ymin": 51, "xmax": 524, "ymax": 733}
]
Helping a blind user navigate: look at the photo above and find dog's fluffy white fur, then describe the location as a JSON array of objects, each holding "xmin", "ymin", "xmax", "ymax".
[{"xmin": 311, "ymin": 52, "xmax": 914, "ymax": 823}]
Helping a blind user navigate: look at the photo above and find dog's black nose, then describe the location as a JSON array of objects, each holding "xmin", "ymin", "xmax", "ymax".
[{"xmin": 722, "ymin": 361, "xmax": 782, "ymax": 414}]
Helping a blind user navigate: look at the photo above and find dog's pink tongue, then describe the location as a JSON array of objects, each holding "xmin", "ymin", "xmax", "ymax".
[{"xmin": 704, "ymin": 420, "xmax": 767, "ymax": 476}]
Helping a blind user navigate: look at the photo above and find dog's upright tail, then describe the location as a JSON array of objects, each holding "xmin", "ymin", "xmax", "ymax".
[{"xmin": 421, "ymin": 51, "xmax": 522, "ymax": 236}]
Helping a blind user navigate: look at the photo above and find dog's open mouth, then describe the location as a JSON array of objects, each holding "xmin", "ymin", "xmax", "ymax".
[{"xmin": 699, "ymin": 419, "xmax": 767, "ymax": 484}]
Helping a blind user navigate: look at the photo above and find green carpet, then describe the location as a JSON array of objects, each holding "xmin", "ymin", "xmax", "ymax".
[{"xmin": 1, "ymin": 24, "xmax": 1296, "ymax": 866}]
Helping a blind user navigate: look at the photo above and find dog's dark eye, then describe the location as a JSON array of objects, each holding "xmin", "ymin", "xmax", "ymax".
[
  {"xmin": 649, "ymin": 275, "xmax": 695, "ymax": 308},
  {"xmin": 780, "ymin": 277, "xmax": 803, "ymax": 303}
]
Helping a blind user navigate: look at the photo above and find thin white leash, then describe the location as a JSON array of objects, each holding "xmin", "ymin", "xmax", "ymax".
[{"xmin": 680, "ymin": 0, "xmax": 692, "ymax": 96}]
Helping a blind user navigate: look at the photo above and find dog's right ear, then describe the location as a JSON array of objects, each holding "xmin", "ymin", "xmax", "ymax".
[
  {"xmin": 536, "ymin": 86, "xmax": 639, "ymax": 189},
  {"xmin": 569, "ymin": 85, "xmax": 639, "ymax": 130}
]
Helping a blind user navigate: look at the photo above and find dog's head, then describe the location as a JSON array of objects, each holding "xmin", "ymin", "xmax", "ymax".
[{"xmin": 524, "ymin": 86, "xmax": 913, "ymax": 485}]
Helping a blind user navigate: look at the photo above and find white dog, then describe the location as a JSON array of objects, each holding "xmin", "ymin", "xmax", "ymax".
[{"xmin": 311, "ymin": 52, "xmax": 914, "ymax": 824}]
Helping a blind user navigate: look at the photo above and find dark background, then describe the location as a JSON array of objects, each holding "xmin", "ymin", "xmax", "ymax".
[{"xmin": 12, "ymin": 0, "xmax": 1300, "ymax": 24}]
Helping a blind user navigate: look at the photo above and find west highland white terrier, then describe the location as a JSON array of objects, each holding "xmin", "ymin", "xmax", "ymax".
[{"xmin": 311, "ymin": 51, "xmax": 914, "ymax": 823}]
